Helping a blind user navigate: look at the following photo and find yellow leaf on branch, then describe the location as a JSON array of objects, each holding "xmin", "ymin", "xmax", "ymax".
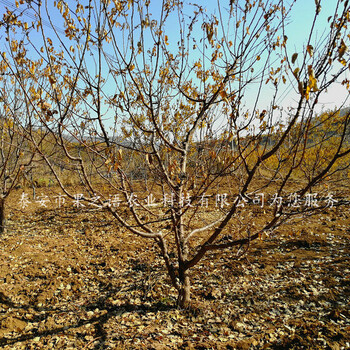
[
  {"xmin": 308, "ymin": 65, "xmax": 318, "ymax": 92},
  {"xmin": 293, "ymin": 67, "xmax": 300, "ymax": 79},
  {"xmin": 338, "ymin": 39, "xmax": 348, "ymax": 58},
  {"xmin": 307, "ymin": 45, "xmax": 314, "ymax": 57},
  {"xmin": 309, "ymin": 75, "xmax": 318, "ymax": 91},
  {"xmin": 305, "ymin": 85, "xmax": 311, "ymax": 100}
]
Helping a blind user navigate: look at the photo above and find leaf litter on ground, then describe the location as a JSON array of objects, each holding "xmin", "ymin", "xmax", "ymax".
[{"xmin": 0, "ymin": 189, "xmax": 349, "ymax": 349}]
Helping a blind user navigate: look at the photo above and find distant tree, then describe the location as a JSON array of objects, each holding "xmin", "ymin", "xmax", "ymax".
[
  {"xmin": 4, "ymin": 0, "xmax": 350, "ymax": 307},
  {"xmin": 0, "ymin": 20, "xmax": 54, "ymax": 233},
  {"xmin": 296, "ymin": 108, "xmax": 350, "ymax": 188},
  {"xmin": 0, "ymin": 69, "xmax": 34, "ymax": 233}
]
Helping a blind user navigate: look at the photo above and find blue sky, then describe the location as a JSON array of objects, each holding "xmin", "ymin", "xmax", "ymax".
[
  {"xmin": 271, "ymin": 0, "xmax": 349, "ymax": 112},
  {"xmin": 154, "ymin": 0, "xmax": 350, "ymax": 114},
  {"xmin": 0, "ymin": 0, "xmax": 349, "ymax": 119}
]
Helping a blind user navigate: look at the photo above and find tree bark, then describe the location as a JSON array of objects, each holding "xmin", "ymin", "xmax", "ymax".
[
  {"xmin": 0, "ymin": 197, "xmax": 6, "ymax": 234},
  {"xmin": 177, "ymin": 269, "xmax": 191, "ymax": 308}
]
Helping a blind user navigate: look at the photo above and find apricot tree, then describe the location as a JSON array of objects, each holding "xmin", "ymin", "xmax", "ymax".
[{"xmin": 4, "ymin": 0, "xmax": 350, "ymax": 307}]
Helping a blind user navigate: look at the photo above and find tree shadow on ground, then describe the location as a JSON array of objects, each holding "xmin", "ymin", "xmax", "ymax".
[{"xmin": 0, "ymin": 280, "xmax": 175, "ymax": 349}]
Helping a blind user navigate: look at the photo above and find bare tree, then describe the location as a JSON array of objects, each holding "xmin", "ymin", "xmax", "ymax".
[
  {"xmin": 0, "ymin": 68, "xmax": 36, "ymax": 233},
  {"xmin": 0, "ymin": 14, "xmax": 55, "ymax": 233},
  {"xmin": 4, "ymin": 0, "xmax": 350, "ymax": 306}
]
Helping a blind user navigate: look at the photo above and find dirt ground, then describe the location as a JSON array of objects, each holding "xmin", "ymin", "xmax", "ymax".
[{"xmin": 0, "ymin": 187, "xmax": 349, "ymax": 349}]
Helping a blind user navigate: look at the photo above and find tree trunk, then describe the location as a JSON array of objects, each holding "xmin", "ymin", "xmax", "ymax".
[
  {"xmin": 177, "ymin": 269, "xmax": 191, "ymax": 308},
  {"xmin": 0, "ymin": 197, "xmax": 6, "ymax": 234}
]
